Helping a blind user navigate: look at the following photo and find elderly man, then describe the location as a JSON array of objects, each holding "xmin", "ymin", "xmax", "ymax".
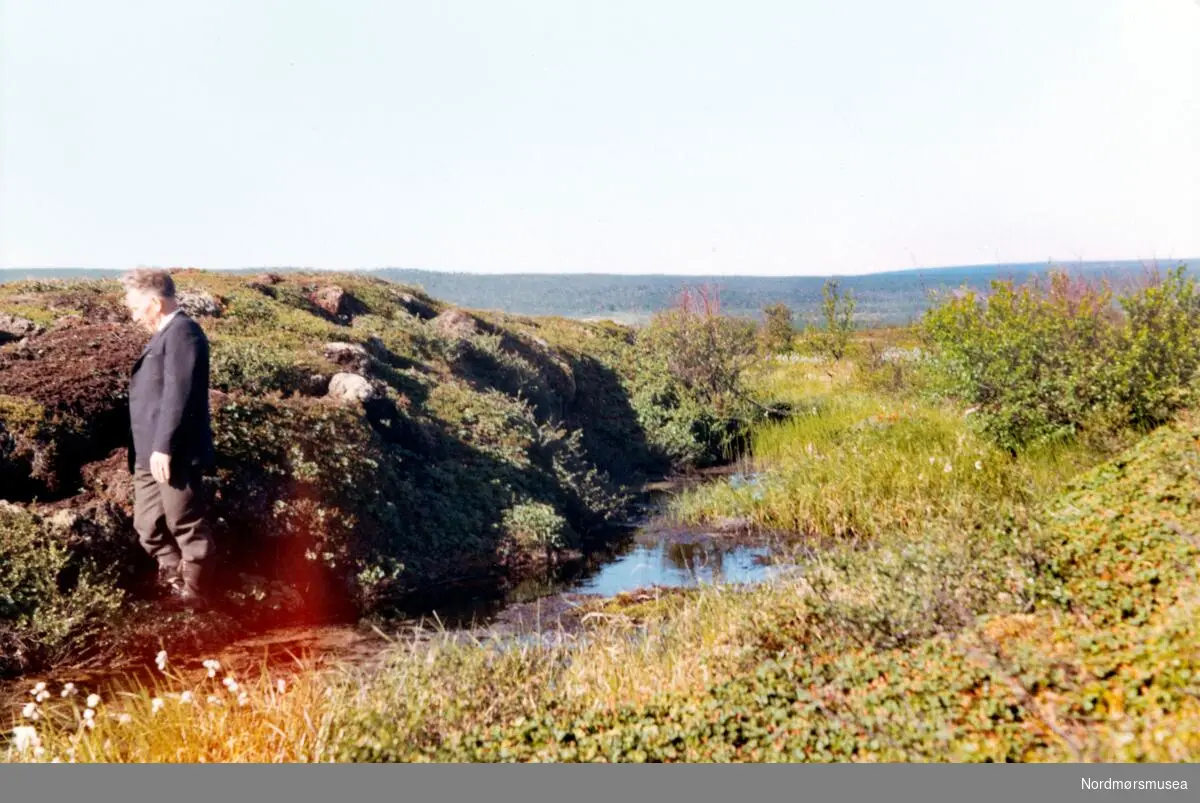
[{"xmin": 122, "ymin": 268, "xmax": 216, "ymax": 611}]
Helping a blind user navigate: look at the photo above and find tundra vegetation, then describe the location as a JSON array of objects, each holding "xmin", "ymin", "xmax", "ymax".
[{"xmin": 3, "ymin": 266, "xmax": 1200, "ymax": 763}]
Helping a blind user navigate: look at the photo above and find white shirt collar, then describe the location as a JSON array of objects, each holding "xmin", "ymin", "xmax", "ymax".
[{"xmin": 156, "ymin": 308, "xmax": 182, "ymax": 333}]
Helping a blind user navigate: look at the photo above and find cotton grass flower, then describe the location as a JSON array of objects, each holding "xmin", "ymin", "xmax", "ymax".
[
  {"xmin": 35, "ymin": 690, "xmax": 51, "ymax": 703},
  {"xmin": 203, "ymin": 659, "xmax": 221, "ymax": 679},
  {"xmin": 943, "ymin": 462, "xmax": 952, "ymax": 473},
  {"xmin": 11, "ymin": 726, "xmax": 40, "ymax": 753},
  {"xmin": 86, "ymin": 693, "xmax": 101, "ymax": 709},
  {"xmin": 155, "ymin": 650, "xmax": 169, "ymax": 672},
  {"xmin": 60, "ymin": 682, "xmax": 77, "ymax": 698},
  {"xmin": 117, "ymin": 713, "xmax": 133, "ymax": 725},
  {"xmin": 21, "ymin": 702, "xmax": 39, "ymax": 720},
  {"xmin": 30, "ymin": 682, "xmax": 46, "ymax": 696},
  {"xmin": 82, "ymin": 709, "xmax": 96, "ymax": 730},
  {"xmin": 150, "ymin": 697, "xmax": 165, "ymax": 715},
  {"xmin": 222, "ymin": 676, "xmax": 239, "ymax": 693},
  {"xmin": 206, "ymin": 695, "xmax": 222, "ymax": 706},
  {"xmin": 974, "ymin": 460, "xmax": 983, "ymax": 471},
  {"xmin": 237, "ymin": 692, "xmax": 250, "ymax": 707},
  {"xmin": 179, "ymin": 691, "xmax": 194, "ymax": 704},
  {"xmin": 276, "ymin": 678, "xmax": 286, "ymax": 694}
]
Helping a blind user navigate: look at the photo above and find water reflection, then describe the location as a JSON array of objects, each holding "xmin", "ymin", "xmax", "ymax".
[{"xmin": 570, "ymin": 532, "xmax": 782, "ymax": 597}]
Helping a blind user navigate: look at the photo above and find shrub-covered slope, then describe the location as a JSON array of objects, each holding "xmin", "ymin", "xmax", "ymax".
[{"xmin": 0, "ymin": 270, "xmax": 722, "ymax": 675}]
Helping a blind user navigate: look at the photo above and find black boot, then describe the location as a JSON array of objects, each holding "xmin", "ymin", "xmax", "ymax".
[
  {"xmin": 178, "ymin": 561, "xmax": 209, "ymax": 612},
  {"xmin": 156, "ymin": 561, "xmax": 185, "ymax": 598}
]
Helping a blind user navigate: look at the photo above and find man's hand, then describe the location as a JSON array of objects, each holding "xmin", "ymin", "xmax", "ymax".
[{"xmin": 150, "ymin": 451, "xmax": 171, "ymax": 484}]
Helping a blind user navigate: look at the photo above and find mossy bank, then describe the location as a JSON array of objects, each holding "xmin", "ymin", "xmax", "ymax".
[{"xmin": 0, "ymin": 270, "xmax": 764, "ymax": 677}]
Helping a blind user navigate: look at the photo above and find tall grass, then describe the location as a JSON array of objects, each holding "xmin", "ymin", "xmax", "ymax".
[{"xmin": 676, "ymin": 360, "xmax": 1116, "ymax": 540}]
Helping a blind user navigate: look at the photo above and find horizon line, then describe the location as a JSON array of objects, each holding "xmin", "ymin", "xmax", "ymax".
[{"xmin": 0, "ymin": 255, "xmax": 1195, "ymax": 281}]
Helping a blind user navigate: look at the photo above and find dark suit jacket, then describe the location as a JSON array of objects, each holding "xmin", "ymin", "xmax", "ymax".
[{"xmin": 127, "ymin": 311, "xmax": 215, "ymax": 474}]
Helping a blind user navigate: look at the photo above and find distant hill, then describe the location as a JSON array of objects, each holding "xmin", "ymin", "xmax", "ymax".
[{"xmin": 2, "ymin": 259, "xmax": 1194, "ymax": 327}]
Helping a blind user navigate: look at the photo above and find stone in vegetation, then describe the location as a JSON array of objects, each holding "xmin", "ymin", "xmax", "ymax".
[
  {"xmin": 327, "ymin": 372, "xmax": 377, "ymax": 403},
  {"xmin": 176, "ymin": 289, "xmax": 223, "ymax": 318},
  {"xmin": 0, "ymin": 313, "xmax": 41, "ymax": 344},
  {"xmin": 309, "ymin": 285, "xmax": 367, "ymax": 322}
]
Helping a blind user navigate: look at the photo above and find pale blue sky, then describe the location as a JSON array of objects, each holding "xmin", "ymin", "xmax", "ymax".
[{"xmin": 1, "ymin": 0, "xmax": 1197, "ymax": 275}]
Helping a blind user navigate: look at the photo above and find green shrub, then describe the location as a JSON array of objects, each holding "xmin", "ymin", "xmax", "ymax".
[
  {"xmin": 0, "ymin": 506, "xmax": 123, "ymax": 676},
  {"xmin": 631, "ymin": 287, "xmax": 765, "ymax": 466},
  {"xmin": 805, "ymin": 279, "xmax": 857, "ymax": 361},
  {"xmin": 500, "ymin": 501, "xmax": 575, "ymax": 551},
  {"xmin": 209, "ymin": 337, "xmax": 317, "ymax": 396},
  {"xmin": 760, "ymin": 302, "xmax": 795, "ymax": 354},
  {"xmin": 1112, "ymin": 268, "xmax": 1200, "ymax": 428},
  {"xmin": 920, "ymin": 266, "xmax": 1200, "ymax": 451}
]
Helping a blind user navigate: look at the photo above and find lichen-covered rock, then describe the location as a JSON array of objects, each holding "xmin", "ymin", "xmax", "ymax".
[
  {"xmin": 176, "ymin": 289, "xmax": 223, "ymax": 318},
  {"xmin": 327, "ymin": 372, "xmax": 377, "ymax": 403}
]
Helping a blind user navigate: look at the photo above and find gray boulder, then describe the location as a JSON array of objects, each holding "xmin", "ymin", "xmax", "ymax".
[
  {"xmin": 0, "ymin": 313, "xmax": 41, "ymax": 344},
  {"xmin": 176, "ymin": 290, "xmax": 223, "ymax": 318},
  {"xmin": 327, "ymin": 372, "xmax": 376, "ymax": 403}
]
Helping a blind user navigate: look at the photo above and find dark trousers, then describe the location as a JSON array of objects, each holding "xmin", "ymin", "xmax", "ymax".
[{"xmin": 132, "ymin": 465, "xmax": 215, "ymax": 569}]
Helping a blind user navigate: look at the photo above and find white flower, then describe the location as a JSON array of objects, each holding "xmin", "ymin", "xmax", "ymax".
[
  {"xmin": 11, "ymin": 726, "xmax": 40, "ymax": 752},
  {"xmin": 943, "ymin": 462, "xmax": 952, "ymax": 473},
  {"xmin": 237, "ymin": 692, "xmax": 249, "ymax": 707},
  {"xmin": 155, "ymin": 650, "xmax": 169, "ymax": 671},
  {"xmin": 21, "ymin": 702, "xmax": 39, "ymax": 720},
  {"xmin": 206, "ymin": 695, "xmax": 222, "ymax": 706},
  {"xmin": 117, "ymin": 713, "xmax": 133, "ymax": 725},
  {"xmin": 60, "ymin": 683, "xmax": 77, "ymax": 698},
  {"xmin": 276, "ymin": 679, "xmax": 286, "ymax": 695},
  {"xmin": 33, "ymin": 746, "xmax": 45, "ymax": 758},
  {"xmin": 179, "ymin": 691, "xmax": 194, "ymax": 704},
  {"xmin": 30, "ymin": 682, "xmax": 46, "ymax": 696},
  {"xmin": 974, "ymin": 460, "xmax": 983, "ymax": 471},
  {"xmin": 35, "ymin": 690, "xmax": 51, "ymax": 703},
  {"xmin": 86, "ymin": 693, "xmax": 101, "ymax": 709},
  {"xmin": 222, "ymin": 676, "xmax": 239, "ymax": 693},
  {"xmin": 150, "ymin": 697, "xmax": 165, "ymax": 714},
  {"xmin": 928, "ymin": 456, "xmax": 936, "ymax": 465},
  {"xmin": 203, "ymin": 659, "xmax": 221, "ymax": 679},
  {"xmin": 82, "ymin": 708, "xmax": 95, "ymax": 721}
]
